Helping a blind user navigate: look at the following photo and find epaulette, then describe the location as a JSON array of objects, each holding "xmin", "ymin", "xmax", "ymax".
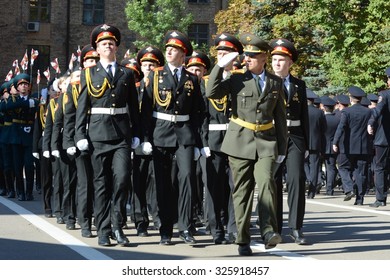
[
  {"xmin": 154, "ymin": 66, "xmax": 164, "ymax": 71},
  {"xmin": 230, "ymin": 69, "xmax": 245, "ymax": 75},
  {"xmin": 83, "ymin": 65, "xmax": 95, "ymax": 69},
  {"xmin": 202, "ymin": 75, "xmax": 209, "ymax": 81}
]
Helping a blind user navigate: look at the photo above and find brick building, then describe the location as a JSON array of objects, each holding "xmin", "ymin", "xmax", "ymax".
[{"xmin": 0, "ymin": 0, "xmax": 228, "ymax": 86}]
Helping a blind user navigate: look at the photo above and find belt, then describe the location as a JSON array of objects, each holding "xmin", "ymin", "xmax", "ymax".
[
  {"xmin": 286, "ymin": 119, "xmax": 301, "ymax": 127},
  {"xmin": 152, "ymin": 111, "xmax": 190, "ymax": 122},
  {"xmin": 12, "ymin": 119, "xmax": 33, "ymax": 125},
  {"xmin": 90, "ymin": 107, "xmax": 127, "ymax": 115},
  {"xmin": 4, "ymin": 122, "xmax": 12, "ymax": 126},
  {"xmin": 208, "ymin": 123, "xmax": 229, "ymax": 131},
  {"xmin": 230, "ymin": 116, "xmax": 273, "ymax": 132}
]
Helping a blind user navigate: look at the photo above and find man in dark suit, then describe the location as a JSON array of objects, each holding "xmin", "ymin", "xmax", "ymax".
[
  {"xmin": 270, "ymin": 38, "xmax": 309, "ymax": 245},
  {"xmin": 305, "ymin": 89, "xmax": 326, "ymax": 198},
  {"xmin": 333, "ymin": 86, "xmax": 371, "ymax": 205},
  {"xmin": 141, "ymin": 30, "xmax": 202, "ymax": 246},
  {"xmin": 320, "ymin": 96, "xmax": 339, "ymax": 195},
  {"xmin": 75, "ymin": 24, "xmax": 140, "ymax": 246},
  {"xmin": 206, "ymin": 33, "xmax": 287, "ymax": 256},
  {"xmin": 367, "ymin": 85, "xmax": 390, "ymax": 207}
]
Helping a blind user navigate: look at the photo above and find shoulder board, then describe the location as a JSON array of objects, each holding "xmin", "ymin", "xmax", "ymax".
[
  {"xmin": 230, "ymin": 69, "xmax": 245, "ymax": 75},
  {"xmin": 202, "ymin": 75, "xmax": 209, "ymax": 81},
  {"xmin": 154, "ymin": 66, "xmax": 164, "ymax": 71},
  {"xmin": 83, "ymin": 65, "xmax": 94, "ymax": 69}
]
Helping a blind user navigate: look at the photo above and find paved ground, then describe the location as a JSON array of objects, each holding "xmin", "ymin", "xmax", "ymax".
[{"xmin": 0, "ymin": 187, "xmax": 389, "ymax": 279}]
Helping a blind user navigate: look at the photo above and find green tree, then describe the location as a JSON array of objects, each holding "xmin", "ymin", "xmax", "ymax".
[{"xmin": 125, "ymin": 0, "xmax": 193, "ymax": 51}]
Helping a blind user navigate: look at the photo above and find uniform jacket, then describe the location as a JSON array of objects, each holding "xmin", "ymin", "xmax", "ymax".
[
  {"xmin": 307, "ymin": 104, "xmax": 326, "ymax": 152},
  {"xmin": 141, "ymin": 64, "xmax": 202, "ymax": 148},
  {"xmin": 206, "ymin": 65, "xmax": 287, "ymax": 160},
  {"xmin": 63, "ymin": 83, "xmax": 79, "ymax": 150},
  {"xmin": 369, "ymin": 92, "xmax": 390, "ymax": 146},
  {"xmin": 323, "ymin": 112, "xmax": 339, "ymax": 154},
  {"xmin": 75, "ymin": 61, "xmax": 140, "ymax": 144},
  {"xmin": 333, "ymin": 103, "xmax": 371, "ymax": 155}
]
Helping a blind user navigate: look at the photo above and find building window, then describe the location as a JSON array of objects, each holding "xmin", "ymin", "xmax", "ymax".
[
  {"xmin": 28, "ymin": 45, "xmax": 50, "ymax": 83},
  {"xmin": 188, "ymin": 24, "xmax": 209, "ymax": 47},
  {"xmin": 83, "ymin": 0, "xmax": 105, "ymax": 25},
  {"xmin": 188, "ymin": 0, "xmax": 210, "ymax": 3},
  {"xmin": 29, "ymin": 0, "xmax": 50, "ymax": 22}
]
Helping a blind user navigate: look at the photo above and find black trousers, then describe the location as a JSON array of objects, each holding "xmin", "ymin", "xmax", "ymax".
[
  {"xmin": 39, "ymin": 152, "xmax": 53, "ymax": 214},
  {"xmin": 52, "ymin": 157, "xmax": 64, "ymax": 218},
  {"xmin": 12, "ymin": 144, "xmax": 34, "ymax": 197},
  {"xmin": 153, "ymin": 145, "xmax": 193, "ymax": 237},
  {"xmin": 373, "ymin": 146, "xmax": 390, "ymax": 202},
  {"xmin": 323, "ymin": 154, "xmax": 337, "ymax": 195}
]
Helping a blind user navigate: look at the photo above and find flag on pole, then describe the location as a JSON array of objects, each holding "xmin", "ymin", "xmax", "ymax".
[
  {"xmin": 4, "ymin": 70, "xmax": 13, "ymax": 81},
  {"xmin": 31, "ymin": 48, "xmax": 39, "ymax": 65},
  {"xmin": 43, "ymin": 67, "xmax": 50, "ymax": 83},
  {"xmin": 50, "ymin": 58, "xmax": 61, "ymax": 74},
  {"xmin": 20, "ymin": 50, "xmax": 29, "ymax": 71},
  {"xmin": 37, "ymin": 69, "xmax": 41, "ymax": 85},
  {"xmin": 13, "ymin": 60, "xmax": 20, "ymax": 75},
  {"xmin": 124, "ymin": 49, "xmax": 131, "ymax": 59},
  {"xmin": 77, "ymin": 45, "xmax": 81, "ymax": 63},
  {"xmin": 68, "ymin": 53, "xmax": 77, "ymax": 71}
]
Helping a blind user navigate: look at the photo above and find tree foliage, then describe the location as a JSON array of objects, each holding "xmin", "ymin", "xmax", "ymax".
[{"xmin": 125, "ymin": 0, "xmax": 193, "ymax": 52}]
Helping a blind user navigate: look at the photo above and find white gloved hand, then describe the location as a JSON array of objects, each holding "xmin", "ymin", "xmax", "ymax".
[
  {"xmin": 51, "ymin": 150, "xmax": 60, "ymax": 158},
  {"xmin": 32, "ymin": 152, "xmax": 40, "ymax": 159},
  {"xmin": 131, "ymin": 137, "xmax": 140, "ymax": 149},
  {"xmin": 304, "ymin": 150, "xmax": 309, "ymax": 158},
  {"xmin": 77, "ymin": 139, "xmax": 89, "ymax": 151},
  {"xmin": 193, "ymin": 147, "xmax": 201, "ymax": 161},
  {"xmin": 217, "ymin": 52, "xmax": 239, "ymax": 68},
  {"xmin": 67, "ymin": 146, "xmax": 77, "ymax": 155},
  {"xmin": 275, "ymin": 155, "xmax": 286, "ymax": 163},
  {"xmin": 141, "ymin": 142, "xmax": 153, "ymax": 155},
  {"xmin": 43, "ymin": 151, "xmax": 50, "ymax": 158},
  {"xmin": 367, "ymin": 125, "xmax": 374, "ymax": 135},
  {"xmin": 29, "ymin": 99, "xmax": 36, "ymax": 108},
  {"xmin": 200, "ymin": 147, "xmax": 211, "ymax": 158}
]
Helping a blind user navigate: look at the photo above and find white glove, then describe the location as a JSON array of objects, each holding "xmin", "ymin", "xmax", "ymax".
[
  {"xmin": 141, "ymin": 142, "xmax": 153, "ymax": 155},
  {"xmin": 217, "ymin": 52, "xmax": 239, "ymax": 68},
  {"xmin": 200, "ymin": 147, "xmax": 211, "ymax": 158},
  {"xmin": 67, "ymin": 146, "xmax": 76, "ymax": 155},
  {"xmin": 29, "ymin": 99, "xmax": 36, "ymax": 108},
  {"xmin": 51, "ymin": 150, "xmax": 60, "ymax": 158},
  {"xmin": 43, "ymin": 151, "xmax": 50, "ymax": 158},
  {"xmin": 32, "ymin": 152, "xmax": 40, "ymax": 159},
  {"xmin": 367, "ymin": 125, "xmax": 374, "ymax": 135},
  {"xmin": 304, "ymin": 150, "xmax": 309, "ymax": 158},
  {"xmin": 131, "ymin": 137, "xmax": 140, "ymax": 149},
  {"xmin": 193, "ymin": 147, "xmax": 201, "ymax": 161},
  {"xmin": 77, "ymin": 139, "xmax": 89, "ymax": 151},
  {"xmin": 275, "ymin": 155, "xmax": 285, "ymax": 163}
]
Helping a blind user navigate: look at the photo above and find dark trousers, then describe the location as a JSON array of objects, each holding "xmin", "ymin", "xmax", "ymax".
[
  {"xmin": 1, "ymin": 143, "xmax": 14, "ymax": 194},
  {"xmin": 153, "ymin": 145, "xmax": 193, "ymax": 237},
  {"xmin": 304, "ymin": 151, "xmax": 321, "ymax": 196},
  {"xmin": 274, "ymin": 140, "xmax": 306, "ymax": 233},
  {"xmin": 373, "ymin": 146, "xmax": 389, "ymax": 202},
  {"xmin": 59, "ymin": 151, "xmax": 77, "ymax": 225},
  {"xmin": 52, "ymin": 157, "xmax": 64, "ymax": 218},
  {"xmin": 323, "ymin": 154, "xmax": 337, "ymax": 195},
  {"xmin": 40, "ymin": 152, "xmax": 53, "ymax": 214},
  {"xmin": 90, "ymin": 140, "xmax": 132, "ymax": 237},
  {"xmin": 12, "ymin": 144, "xmax": 34, "ymax": 197}
]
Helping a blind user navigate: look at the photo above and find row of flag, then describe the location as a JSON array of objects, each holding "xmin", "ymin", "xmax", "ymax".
[{"xmin": 4, "ymin": 46, "xmax": 82, "ymax": 85}]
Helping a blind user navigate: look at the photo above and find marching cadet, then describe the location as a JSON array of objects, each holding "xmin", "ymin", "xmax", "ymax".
[
  {"xmin": 320, "ymin": 96, "xmax": 339, "ymax": 196},
  {"xmin": 63, "ymin": 44, "xmax": 99, "ymax": 237},
  {"xmin": 207, "ymin": 33, "xmax": 287, "ymax": 256},
  {"xmin": 333, "ymin": 86, "xmax": 371, "ymax": 205},
  {"xmin": 305, "ymin": 89, "xmax": 326, "ymax": 198},
  {"xmin": 128, "ymin": 46, "xmax": 165, "ymax": 237},
  {"xmin": 75, "ymin": 24, "xmax": 140, "ymax": 246},
  {"xmin": 141, "ymin": 30, "xmax": 202, "ymax": 245},
  {"xmin": 270, "ymin": 38, "xmax": 309, "ymax": 245},
  {"xmin": 0, "ymin": 81, "xmax": 15, "ymax": 198},
  {"xmin": 5, "ymin": 73, "xmax": 38, "ymax": 201}
]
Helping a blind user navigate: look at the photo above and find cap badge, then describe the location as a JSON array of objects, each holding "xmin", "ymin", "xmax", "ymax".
[
  {"xmin": 219, "ymin": 34, "xmax": 227, "ymax": 40},
  {"xmin": 192, "ymin": 51, "xmax": 199, "ymax": 56},
  {"xmin": 276, "ymin": 39, "xmax": 284, "ymax": 45},
  {"xmin": 246, "ymin": 36, "xmax": 251, "ymax": 42},
  {"xmin": 146, "ymin": 46, "xmax": 154, "ymax": 52},
  {"xmin": 100, "ymin": 24, "xmax": 110, "ymax": 30},
  {"xmin": 171, "ymin": 31, "xmax": 179, "ymax": 37}
]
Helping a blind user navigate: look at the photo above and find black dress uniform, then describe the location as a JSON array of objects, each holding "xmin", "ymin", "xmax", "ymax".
[
  {"xmin": 368, "ymin": 89, "xmax": 390, "ymax": 207},
  {"xmin": 320, "ymin": 96, "xmax": 339, "ymax": 195},
  {"xmin": 141, "ymin": 30, "xmax": 202, "ymax": 245},
  {"xmin": 75, "ymin": 24, "xmax": 140, "ymax": 246},
  {"xmin": 270, "ymin": 39, "xmax": 309, "ymax": 244},
  {"xmin": 333, "ymin": 86, "xmax": 371, "ymax": 205}
]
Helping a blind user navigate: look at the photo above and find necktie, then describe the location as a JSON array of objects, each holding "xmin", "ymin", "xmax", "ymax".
[
  {"xmin": 283, "ymin": 78, "xmax": 289, "ymax": 99},
  {"xmin": 107, "ymin": 64, "xmax": 114, "ymax": 79},
  {"xmin": 173, "ymin": 68, "xmax": 179, "ymax": 86},
  {"xmin": 254, "ymin": 75, "xmax": 261, "ymax": 93}
]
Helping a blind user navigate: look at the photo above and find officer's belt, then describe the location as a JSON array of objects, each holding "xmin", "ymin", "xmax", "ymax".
[
  {"xmin": 4, "ymin": 122, "xmax": 12, "ymax": 126},
  {"xmin": 12, "ymin": 119, "xmax": 33, "ymax": 125},
  {"xmin": 90, "ymin": 107, "xmax": 127, "ymax": 115},
  {"xmin": 208, "ymin": 123, "xmax": 229, "ymax": 131},
  {"xmin": 153, "ymin": 111, "xmax": 190, "ymax": 122},
  {"xmin": 286, "ymin": 119, "xmax": 301, "ymax": 127},
  {"xmin": 230, "ymin": 116, "xmax": 273, "ymax": 132}
]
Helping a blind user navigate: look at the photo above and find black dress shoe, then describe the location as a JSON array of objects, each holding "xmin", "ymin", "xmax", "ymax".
[
  {"xmin": 369, "ymin": 200, "xmax": 386, "ymax": 208},
  {"xmin": 307, "ymin": 192, "xmax": 315, "ymax": 199},
  {"xmin": 81, "ymin": 229, "xmax": 93, "ymax": 238},
  {"xmin": 137, "ymin": 228, "xmax": 149, "ymax": 237},
  {"xmin": 227, "ymin": 232, "xmax": 237, "ymax": 243},
  {"xmin": 0, "ymin": 189, "xmax": 6, "ymax": 196},
  {"xmin": 344, "ymin": 192, "xmax": 355, "ymax": 201},
  {"xmin": 289, "ymin": 229, "xmax": 308, "ymax": 245},
  {"xmin": 214, "ymin": 236, "xmax": 228, "ymax": 245},
  {"xmin": 44, "ymin": 211, "xmax": 53, "ymax": 218},
  {"xmin": 18, "ymin": 194, "xmax": 26, "ymax": 201},
  {"xmin": 114, "ymin": 229, "xmax": 129, "ymax": 246},
  {"xmin": 159, "ymin": 235, "xmax": 173, "ymax": 245},
  {"xmin": 7, "ymin": 191, "xmax": 15, "ymax": 198},
  {"xmin": 56, "ymin": 217, "xmax": 65, "ymax": 224},
  {"xmin": 66, "ymin": 223, "xmax": 76, "ymax": 230},
  {"xmin": 25, "ymin": 194, "xmax": 34, "ymax": 201},
  {"xmin": 354, "ymin": 201, "xmax": 363, "ymax": 205},
  {"xmin": 179, "ymin": 230, "xmax": 196, "ymax": 244},
  {"xmin": 98, "ymin": 236, "xmax": 111, "ymax": 246},
  {"xmin": 263, "ymin": 231, "xmax": 282, "ymax": 249},
  {"xmin": 238, "ymin": 244, "xmax": 253, "ymax": 256}
]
